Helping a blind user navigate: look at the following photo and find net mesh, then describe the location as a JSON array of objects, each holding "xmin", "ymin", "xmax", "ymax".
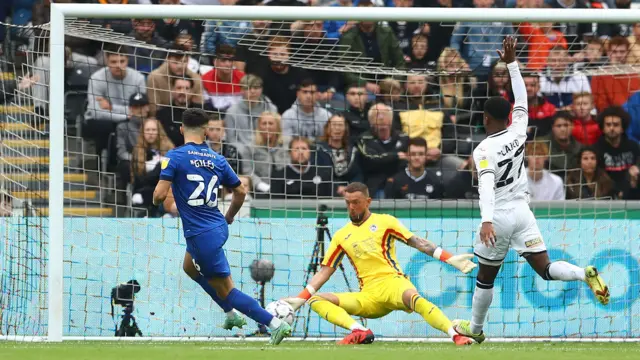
[{"xmin": 1, "ymin": 9, "xmax": 639, "ymax": 339}]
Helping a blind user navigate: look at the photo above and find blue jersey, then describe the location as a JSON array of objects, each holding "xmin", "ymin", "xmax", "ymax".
[{"xmin": 160, "ymin": 142, "xmax": 241, "ymax": 238}]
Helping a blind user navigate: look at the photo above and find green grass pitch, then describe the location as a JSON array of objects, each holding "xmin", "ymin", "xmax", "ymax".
[{"xmin": 1, "ymin": 341, "xmax": 638, "ymax": 360}]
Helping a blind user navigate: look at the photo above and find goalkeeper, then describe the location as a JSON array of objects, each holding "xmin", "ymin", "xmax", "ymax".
[{"xmin": 283, "ymin": 182, "xmax": 476, "ymax": 345}]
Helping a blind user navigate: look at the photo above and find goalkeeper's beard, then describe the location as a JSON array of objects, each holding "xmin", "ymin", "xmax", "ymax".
[{"xmin": 349, "ymin": 211, "xmax": 365, "ymax": 224}]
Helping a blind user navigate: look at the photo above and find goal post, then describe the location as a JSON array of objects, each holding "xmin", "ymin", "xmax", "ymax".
[{"xmin": 29, "ymin": 2, "xmax": 640, "ymax": 342}]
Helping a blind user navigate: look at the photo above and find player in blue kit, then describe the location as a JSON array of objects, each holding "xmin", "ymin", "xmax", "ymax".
[{"xmin": 152, "ymin": 108, "xmax": 291, "ymax": 345}]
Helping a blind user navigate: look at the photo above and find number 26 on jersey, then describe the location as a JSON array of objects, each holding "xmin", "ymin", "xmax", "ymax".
[{"xmin": 187, "ymin": 174, "xmax": 218, "ymax": 207}]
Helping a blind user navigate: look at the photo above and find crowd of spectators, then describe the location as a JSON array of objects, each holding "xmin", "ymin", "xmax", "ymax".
[{"xmin": 2, "ymin": 0, "xmax": 640, "ymax": 217}]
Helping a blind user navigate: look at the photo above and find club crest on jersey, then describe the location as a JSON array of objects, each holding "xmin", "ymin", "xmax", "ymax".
[
  {"xmin": 497, "ymin": 139, "xmax": 520, "ymax": 157},
  {"xmin": 369, "ymin": 225, "xmax": 377, "ymax": 232},
  {"xmin": 425, "ymin": 184, "xmax": 434, "ymax": 193}
]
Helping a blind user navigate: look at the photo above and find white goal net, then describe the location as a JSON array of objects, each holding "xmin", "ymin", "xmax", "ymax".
[{"xmin": 1, "ymin": 3, "xmax": 639, "ymax": 341}]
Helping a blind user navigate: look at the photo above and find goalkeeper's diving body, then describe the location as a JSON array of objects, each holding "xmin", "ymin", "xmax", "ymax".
[
  {"xmin": 152, "ymin": 108, "xmax": 291, "ymax": 345},
  {"xmin": 283, "ymin": 182, "xmax": 477, "ymax": 345},
  {"xmin": 452, "ymin": 37, "xmax": 610, "ymax": 344}
]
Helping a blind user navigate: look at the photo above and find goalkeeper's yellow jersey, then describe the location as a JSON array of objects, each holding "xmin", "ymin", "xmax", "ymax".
[{"xmin": 322, "ymin": 213, "xmax": 414, "ymax": 288}]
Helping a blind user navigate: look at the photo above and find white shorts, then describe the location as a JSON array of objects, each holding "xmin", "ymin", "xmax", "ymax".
[{"xmin": 474, "ymin": 202, "xmax": 546, "ymax": 266}]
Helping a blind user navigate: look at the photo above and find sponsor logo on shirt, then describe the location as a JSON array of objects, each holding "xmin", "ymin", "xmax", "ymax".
[{"xmin": 525, "ymin": 238, "xmax": 543, "ymax": 248}]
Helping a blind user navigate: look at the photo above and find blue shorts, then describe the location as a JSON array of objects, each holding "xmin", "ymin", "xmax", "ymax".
[{"xmin": 186, "ymin": 225, "xmax": 230, "ymax": 278}]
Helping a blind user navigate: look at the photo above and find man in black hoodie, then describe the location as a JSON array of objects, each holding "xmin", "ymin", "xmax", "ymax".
[
  {"xmin": 270, "ymin": 137, "xmax": 334, "ymax": 199},
  {"xmin": 156, "ymin": 78, "xmax": 203, "ymax": 146},
  {"xmin": 594, "ymin": 106, "xmax": 640, "ymax": 195},
  {"xmin": 342, "ymin": 84, "xmax": 371, "ymax": 141}
]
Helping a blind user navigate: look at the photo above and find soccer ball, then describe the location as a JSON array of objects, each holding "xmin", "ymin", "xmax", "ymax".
[{"xmin": 265, "ymin": 300, "xmax": 295, "ymax": 325}]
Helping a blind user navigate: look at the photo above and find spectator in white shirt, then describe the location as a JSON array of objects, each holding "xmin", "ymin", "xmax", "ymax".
[{"xmin": 526, "ymin": 141, "xmax": 565, "ymax": 201}]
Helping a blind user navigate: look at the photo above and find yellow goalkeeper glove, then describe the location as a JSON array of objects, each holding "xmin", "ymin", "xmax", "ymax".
[
  {"xmin": 282, "ymin": 285, "xmax": 316, "ymax": 311},
  {"xmin": 434, "ymin": 248, "xmax": 477, "ymax": 274}
]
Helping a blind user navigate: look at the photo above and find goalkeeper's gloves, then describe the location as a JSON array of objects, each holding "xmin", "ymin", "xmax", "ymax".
[
  {"xmin": 282, "ymin": 285, "xmax": 316, "ymax": 311},
  {"xmin": 433, "ymin": 248, "xmax": 477, "ymax": 274}
]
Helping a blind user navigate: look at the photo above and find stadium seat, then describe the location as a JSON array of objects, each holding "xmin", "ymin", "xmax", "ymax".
[
  {"xmin": 104, "ymin": 132, "xmax": 119, "ymax": 173},
  {"xmin": 66, "ymin": 62, "xmax": 94, "ymax": 92},
  {"xmin": 64, "ymin": 90, "xmax": 87, "ymax": 137}
]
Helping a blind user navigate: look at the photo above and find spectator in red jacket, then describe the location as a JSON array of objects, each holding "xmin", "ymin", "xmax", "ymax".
[
  {"xmin": 201, "ymin": 44, "xmax": 245, "ymax": 111},
  {"xmin": 571, "ymin": 92, "xmax": 601, "ymax": 145},
  {"xmin": 524, "ymin": 72, "xmax": 556, "ymax": 139},
  {"xmin": 591, "ymin": 36, "xmax": 640, "ymax": 112},
  {"xmin": 517, "ymin": 22, "xmax": 567, "ymax": 71}
]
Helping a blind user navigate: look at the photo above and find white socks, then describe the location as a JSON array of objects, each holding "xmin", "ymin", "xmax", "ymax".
[
  {"xmin": 349, "ymin": 322, "xmax": 368, "ymax": 331},
  {"xmin": 547, "ymin": 261, "xmax": 586, "ymax": 281},
  {"xmin": 268, "ymin": 317, "xmax": 283, "ymax": 330},
  {"xmin": 225, "ymin": 310, "xmax": 237, "ymax": 320},
  {"xmin": 471, "ymin": 281, "xmax": 494, "ymax": 334},
  {"xmin": 447, "ymin": 327, "xmax": 458, "ymax": 338}
]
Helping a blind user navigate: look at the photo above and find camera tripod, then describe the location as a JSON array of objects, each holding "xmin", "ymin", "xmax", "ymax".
[
  {"xmin": 295, "ymin": 205, "xmax": 364, "ymax": 338},
  {"xmin": 113, "ymin": 303, "xmax": 143, "ymax": 337}
]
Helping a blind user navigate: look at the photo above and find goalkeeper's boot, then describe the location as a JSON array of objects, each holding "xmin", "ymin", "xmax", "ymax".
[
  {"xmin": 453, "ymin": 334, "xmax": 474, "ymax": 346},
  {"xmin": 222, "ymin": 312, "xmax": 247, "ymax": 331},
  {"xmin": 452, "ymin": 319, "xmax": 485, "ymax": 344},
  {"xmin": 585, "ymin": 266, "xmax": 610, "ymax": 305},
  {"xmin": 337, "ymin": 329, "xmax": 375, "ymax": 345},
  {"xmin": 269, "ymin": 322, "xmax": 292, "ymax": 345}
]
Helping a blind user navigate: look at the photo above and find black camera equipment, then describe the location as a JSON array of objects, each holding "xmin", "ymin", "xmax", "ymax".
[
  {"xmin": 248, "ymin": 259, "xmax": 275, "ymax": 336},
  {"xmin": 110, "ymin": 280, "xmax": 143, "ymax": 337}
]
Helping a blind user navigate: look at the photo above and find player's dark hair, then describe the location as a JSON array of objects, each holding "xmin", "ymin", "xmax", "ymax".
[
  {"xmin": 484, "ymin": 96, "xmax": 512, "ymax": 123},
  {"xmin": 551, "ymin": 110, "xmax": 572, "ymax": 125},
  {"xmin": 182, "ymin": 108, "xmax": 209, "ymax": 129},
  {"xmin": 344, "ymin": 182, "xmax": 370, "ymax": 197},
  {"xmin": 408, "ymin": 137, "xmax": 427, "ymax": 149},
  {"xmin": 597, "ymin": 106, "xmax": 630, "ymax": 131}
]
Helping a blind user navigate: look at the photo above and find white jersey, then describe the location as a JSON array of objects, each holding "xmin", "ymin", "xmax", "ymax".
[{"xmin": 473, "ymin": 61, "xmax": 530, "ymax": 223}]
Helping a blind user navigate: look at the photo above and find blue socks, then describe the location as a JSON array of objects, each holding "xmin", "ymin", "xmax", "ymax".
[
  {"xmin": 194, "ymin": 276, "xmax": 275, "ymax": 327},
  {"xmin": 226, "ymin": 288, "xmax": 274, "ymax": 326},
  {"xmin": 195, "ymin": 275, "xmax": 233, "ymax": 313}
]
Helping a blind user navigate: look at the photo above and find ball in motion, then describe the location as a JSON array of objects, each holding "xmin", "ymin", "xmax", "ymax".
[{"xmin": 265, "ymin": 300, "xmax": 295, "ymax": 325}]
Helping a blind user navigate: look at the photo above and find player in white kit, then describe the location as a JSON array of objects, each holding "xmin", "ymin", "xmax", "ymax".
[{"xmin": 453, "ymin": 37, "xmax": 610, "ymax": 343}]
